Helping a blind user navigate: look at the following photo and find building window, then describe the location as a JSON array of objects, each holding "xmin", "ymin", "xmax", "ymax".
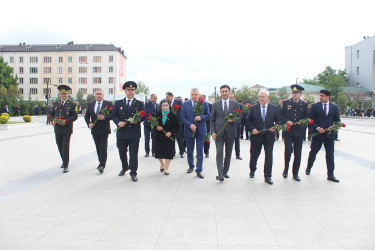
[
  {"xmin": 357, "ymin": 50, "xmax": 359, "ymax": 59},
  {"xmin": 19, "ymin": 88, "xmax": 23, "ymax": 94},
  {"xmin": 30, "ymin": 78, "xmax": 38, "ymax": 84},
  {"xmin": 30, "ymin": 57, "xmax": 38, "ymax": 63},
  {"xmin": 93, "ymin": 67, "xmax": 101, "ymax": 73},
  {"xmin": 68, "ymin": 56, "xmax": 72, "ymax": 62},
  {"xmin": 19, "ymin": 67, "xmax": 24, "ymax": 74},
  {"xmin": 19, "ymin": 78, "xmax": 24, "ymax": 84},
  {"xmin": 58, "ymin": 67, "xmax": 63, "ymax": 74},
  {"xmin": 109, "ymin": 77, "xmax": 115, "ymax": 84},
  {"xmin": 79, "ymin": 77, "xmax": 87, "ymax": 84},
  {"xmin": 109, "ymin": 88, "xmax": 114, "ymax": 94},
  {"xmin": 68, "ymin": 67, "xmax": 72, "ymax": 74},
  {"xmin": 93, "ymin": 77, "xmax": 102, "ymax": 84},
  {"xmin": 79, "ymin": 67, "xmax": 87, "ymax": 73},
  {"xmin": 58, "ymin": 78, "xmax": 63, "ymax": 84},
  {"xmin": 109, "ymin": 66, "xmax": 114, "ymax": 73},
  {"xmin": 58, "ymin": 56, "xmax": 63, "ymax": 63},
  {"xmin": 78, "ymin": 88, "xmax": 87, "ymax": 94},
  {"xmin": 68, "ymin": 78, "xmax": 72, "ymax": 84},
  {"xmin": 109, "ymin": 55, "xmax": 113, "ymax": 62},
  {"xmin": 43, "ymin": 57, "xmax": 52, "ymax": 63},
  {"xmin": 79, "ymin": 56, "xmax": 87, "ymax": 63},
  {"xmin": 93, "ymin": 88, "xmax": 101, "ymax": 94},
  {"xmin": 30, "ymin": 67, "xmax": 38, "ymax": 74},
  {"xmin": 9, "ymin": 57, "xmax": 14, "ymax": 63},
  {"xmin": 19, "ymin": 57, "xmax": 24, "ymax": 63},
  {"xmin": 30, "ymin": 88, "xmax": 38, "ymax": 95},
  {"xmin": 43, "ymin": 67, "xmax": 52, "ymax": 74},
  {"xmin": 43, "ymin": 78, "xmax": 51, "ymax": 84},
  {"xmin": 356, "ymin": 67, "xmax": 359, "ymax": 75},
  {"xmin": 93, "ymin": 56, "xmax": 101, "ymax": 63},
  {"xmin": 43, "ymin": 88, "xmax": 52, "ymax": 94}
]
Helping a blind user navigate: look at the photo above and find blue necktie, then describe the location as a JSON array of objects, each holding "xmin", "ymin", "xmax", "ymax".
[{"xmin": 262, "ymin": 105, "xmax": 266, "ymax": 122}]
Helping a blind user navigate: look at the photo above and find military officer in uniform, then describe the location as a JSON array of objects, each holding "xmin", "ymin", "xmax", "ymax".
[
  {"xmin": 112, "ymin": 81, "xmax": 145, "ymax": 182},
  {"xmin": 50, "ymin": 85, "xmax": 78, "ymax": 173},
  {"xmin": 280, "ymin": 84, "xmax": 309, "ymax": 181}
]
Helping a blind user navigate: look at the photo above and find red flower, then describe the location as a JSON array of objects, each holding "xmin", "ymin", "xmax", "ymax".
[
  {"xmin": 287, "ymin": 124, "xmax": 291, "ymax": 127},
  {"xmin": 248, "ymin": 104, "xmax": 251, "ymax": 108},
  {"xmin": 146, "ymin": 117, "xmax": 150, "ymax": 120},
  {"xmin": 204, "ymin": 140, "xmax": 210, "ymax": 143},
  {"xmin": 238, "ymin": 109, "xmax": 242, "ymax": 113},
  {"xmin": 148, "ymin": 113, "xmax": 151, "ymax": 117},
  {"xmin": 173, "ymin": 105, "xmax": 180, "ymax": 110},
  {"xmin": 342, "ymin": 123, "xmax": 346, "ymax": 127},
  {"xmin": 48, "ymin": 115, "xmax": 50, "ymax": 118},
  {"xmin": 64, "ymin": 120, "xmax": 68, "ymax": 125},
  {"xmin": 235, "ymin": 108, "xmax": 239, "ymax": 112},
  {"xmin": 106, "ymin": 105, "xmax": 110, "ymax": 109},
  {"xmin": 140, "ymin": 110, "xmax": 145, "ymax": 117},
  {"xmin": 287, "ymin": 127, "xmax": 291, "ymax": 132},
  {"xmin": 110, "ymin": 107, "xmax": 113, "ymax": 111},
  {"xmin": 309, "ymin": 119, "xmax": 314, "ymax": 125},
  {"xmin": 59, "ymin": 116, "xmax": 63, "ymax": 119}
]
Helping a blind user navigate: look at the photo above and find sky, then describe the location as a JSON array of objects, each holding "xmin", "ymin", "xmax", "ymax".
[{"xmin": 1, "ymin": 0, "xmax": 374, "ymax": 99}]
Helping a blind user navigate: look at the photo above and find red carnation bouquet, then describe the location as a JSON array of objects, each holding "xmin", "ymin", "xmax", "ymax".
[
  {"xmin": 216, "ymin": 108, "xmax": 242, "ymax": 136},
  {"xmin": 146, "ymin": 113, "xmax": 175, "ymax": 141},
  {"xmin": 171, "ymin": 104, "xmax": 180, "ymax": 114},
  {"xmin": 309, "ymin": 121, "xmax": 346, "ymax": 139},
  {"xmin": 93, "ymin": 105, "xmax": 113, "ymax": 125},
  {"xmin": 192, "ymin": 98, "xmax": 204, "ymax": 137},
  {"xmin": 115, "ymin": 109, "xmax": 145, "ymax": 132},
  {"xmin": 51, "ymin": 116, "xmax": 68, "ymax": 126},
  {"xmin": 242, "ymin": 104, "xmax": 251, "ymax": 113}
]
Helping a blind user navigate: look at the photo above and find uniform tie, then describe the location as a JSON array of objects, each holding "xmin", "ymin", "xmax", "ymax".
[{"xmin": 127, "ymin": 100, "xmax": 131, "ymax": 107}]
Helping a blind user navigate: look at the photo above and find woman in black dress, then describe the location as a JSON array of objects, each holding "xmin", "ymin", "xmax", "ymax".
[{"xmin": 155, "ymin": 99, "xmax": 180, "ymax": 175}]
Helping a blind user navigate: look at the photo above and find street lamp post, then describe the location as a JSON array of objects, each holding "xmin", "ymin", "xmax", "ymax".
[
  {"xmin": 296, "ymin": 78, "xmax": 299, "ymax": 84},
  {"xmin": 214, "ymin": 87, "xmax": 217, "ymax": 101}
]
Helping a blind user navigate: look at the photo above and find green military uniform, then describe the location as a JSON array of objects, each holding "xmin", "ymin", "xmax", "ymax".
[{"xmin": 51, "ymin": 85, "xmax": 78, "ymax": 172}]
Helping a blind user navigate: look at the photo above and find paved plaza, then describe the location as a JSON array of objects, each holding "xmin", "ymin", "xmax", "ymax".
[{"xmin": 0, "ymin": 116, "xmax": 374, "ymax": 249}]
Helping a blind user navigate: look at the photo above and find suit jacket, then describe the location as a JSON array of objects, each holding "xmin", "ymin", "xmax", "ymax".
[
  {"xmin": 281, "ymin": 98, "xmax": 309, "ymax": 137},
  {"xmin": 84, "ymin": 100, "xmax": 112, "ymax": 135},
  {"xmin": 246, "ymin": 103, "xmax": 280, "ymax": 144},
  {"xmin": 206, "ymin": 103, "xmax": 213, "ymax": 133},
  {"xmin": 309, "ymin": 102, "xmax": 340, "ymax": 139},
  {"xmin": 170, "ymin": 99, "xmax": 183, "ymax": 120},
  {"xmin": 210, "ymin": 99, "xmax": 240, "ymax": 139},
  {"xmin": 51, "ymin": 100, "xmax": 78, "ymax": 134},
  {"xmin": 3, "ymin": 107, "xmax": 9, "ymax": 113},
  {"xmin": 143, "ymin": 100, "xmax": 160, "ymax": 127},
  {"xmin": 180, "ymin": 99, "xmax": 210, "ymax": 138},
  {"xmin": 112, "ymin": 98, "xmax": 145, "ymax": 139}
]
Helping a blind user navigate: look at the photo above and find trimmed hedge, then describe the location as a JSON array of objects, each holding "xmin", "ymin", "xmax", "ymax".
[
  {"xmin": 23, "ymin": 115, "xmax": 32, "ymax": 123},
  {"xmin": 0, "ymin": 115, "xmax": 8, "ymax": 124}
]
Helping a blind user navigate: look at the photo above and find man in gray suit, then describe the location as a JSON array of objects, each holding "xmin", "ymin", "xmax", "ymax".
[{"xmin": 211, "ymin": 85, "xmax": 240, "ymax": 182}]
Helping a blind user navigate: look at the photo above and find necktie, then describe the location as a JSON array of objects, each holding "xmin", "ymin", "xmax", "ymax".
[
  {"xmin": 324, "ymin": 103, "xmax": 327, "ymax": 117},
  {"xmin": 224, "ymin": 101, "xmax": 228, "ymax": 116},
  {"xmin": 262, "ymin": 105, "xmax": 266, "ymax": 122},
  {"xmin": 127, "ymin": 100, "xmax": 131, "ymax": 107},
  {"xmin": 96, "ymin": 102, "xmax": 101, "ymax": 115},
  {"xmin": 154, "ymin": 103, "xmax": 157, "ymax": 111},
  {"xmin": 193, "ymin": 102, "xmax": 196, "ymax": 108},
  {"xmin": 60, "ymin": 101, "xmax": 64, "ymax": 108}
]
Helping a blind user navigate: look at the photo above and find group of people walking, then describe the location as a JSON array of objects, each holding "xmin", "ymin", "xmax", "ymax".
[{"xmin": 49, "ymin": 81, "xmax": 341, "ymax": 184}]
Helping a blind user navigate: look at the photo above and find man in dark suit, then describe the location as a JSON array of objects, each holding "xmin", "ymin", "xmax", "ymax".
[
  {"xmin": 3, "ymin": 105, "xmax": 9, "ymax": 114},
  {"xmin": 230, "ymin": 94, "xmax": 243, "ymax": 160},
  {"xmin": 112, "ymin": 81, "xmax": 145, "ymax": 182},
  {"xmin": 200, "ymin": 94, "xmax": 212, "ymax": 158},
  {"xmin": 14, "ymin": 105, "xmax": 19, "ymax": 116},
  {"xmin": 46, "ymin": 104, "xmax": 52, "ymax": 124},
  {"xmin": 144, "ymin": 94, "xmax": 159, "ymax": 157},
  {"xmin": 180, "ymin": 88, "xmax": 210, "ymax": 179},
  {"xmin": 211, "ymin": 85, "xmax": 240, "ymax": 181},
  {"xmin": 306, "ymin": 89, "xmax": 341, "ymax": 183},
  {"xmin": 281, "ymin": 85, "xmax": 309, "ymax": 181},
  {"xmin": 33, "ymin": 105, "xmax": 40, "ymax": 115},
  {"xmin": 50, "ymin": 85, "xmax": 78, "ymax": 173},
  {"xmin": 84, "ymin": 89, "xmax": 112, "ymax": 173},
  {"xmin": 246, "ymin": 90, "xmax": 280, "ymax": 185},
  {"xmin": 166, "ymin": 92, "xmax": 184, "ymax": 158}
]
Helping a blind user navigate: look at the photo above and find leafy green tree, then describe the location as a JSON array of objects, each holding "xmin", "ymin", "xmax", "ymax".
[
  {"xmin": 326, "ymin": 76, "xmax": 346, "ymax": 102},
  {"xmin": 278, "ymin": 87, "xmax": 289, "ymax": 100},
  {"xmin": 135, "ymin": 81, "xmax": 150, "ymax": 94},
  {"xmin": 0, "ymin": 57, "xmax": 18, "ymax": 89},
  {"xmin": 86, "ymin": 94, "xmax": 95, "ymax": 105},
  {"xmin": 235, "ymin": 85, "xmax": 259, "ymax": 103},
  {"xmin": 269, "ymin": 94, "xmax": 279, "ymax": 105},
  {"xmin": 76, "ymin": 90, "xmax": 85, "ymax": 107},
  {"xmin": 302, "ymin": 77, "xmax": 318, "ymax": 85},
  {"xmin": 350, "ymin": 101, "xmax": 360, "ymax": 109},
  {"xmin": 337, "ymin": 92, "xmax": 349, "ymax": 112},
  {"xmin": 302, "ymin": 93, "xmax": 315, "ymax": 104}
]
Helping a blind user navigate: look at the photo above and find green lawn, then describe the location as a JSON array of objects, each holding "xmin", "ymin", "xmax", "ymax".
[{"xmin": 5, "ymin": 121, "xmax": 27, "ymax": 124}]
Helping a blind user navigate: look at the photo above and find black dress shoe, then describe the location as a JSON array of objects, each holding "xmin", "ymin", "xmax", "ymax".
[
  {"xmin": 118, "ymin": 169, "xmax": 126, "ymax": 176},
  {"xmin": 245, "ymin": 138, "xmax": 249, "ymax": 140},
  {"xmin": 250, "ymin": 171, "xmax": 255, "ymax": 178},
  {"xmin": 180, "ymin": 154, "xmax": 184, "ymax": 158},
  {"xmin": 205, "ymin": 154, "xmax": 209, "ymax": 158},
  {"xmin": 98, "ymin": 166, "xmax": 104, "ymax": 174},
  {"xmin": 216, "ymin": 175, "xmax": 224, "ymax": 181},
  {"xmin": 327, "ymin": 176, "xmax": 339, "ymax": 183},
  {"xmin": 265, "ymin": 177, "xmax": 273, "ymax": 185},
  {"xmin": 164, "ymin": 172, "xmax": 169, "ymax": 175},
  {"xmin": 236, "ymin": 156, "xmax": 242, "ymax": 160},
  {"xmin": 152, "ymin": 153, "xmax": 155, "ymax": 157},
  {"xmin": 335, "ymin": 139, "xmax": 340, "ymax": 141},
  {"xmin": 305, "ymin": 167, "xmax": 311, "ymax": 175},
  {"xmin": 131, "ymin": 176, "xmax": 138, "ymax": 182},
  {"xmin": 197, "ymin": 172, "xmax": 204, "ymax": 179},
  {"xmin": 145, "ymin": 153, "xmax": 149, "ymax": 157},
  {"xmin": 63, "ymin": 167, "xmax": 69, "ymax": 173},
  {"xmin": 61, "ymin": 164, "xmax": 64, "ymax": 168},
  {"xmin": 187, "ymin": 168, "xmax": 194, "ymax": 173},
  {"xmin": 282, "ymin": 170, "xmax": 288, "ymax": 178},
  {"xmin": 160, "ymin": 168, "xmax": 164, "ymax": 172},
  {"xmin": 293, "ymin": 175, "xmax": 301, "ymax": 181},
  {"xmin": 223, "ymin": 174, "xmax": 230, "ymax": 178}
]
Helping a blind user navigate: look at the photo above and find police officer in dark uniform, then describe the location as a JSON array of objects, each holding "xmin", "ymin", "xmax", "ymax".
[
  {"xmin": 51, "ymin": 85, "xmax": 78, "ymax": 173},
  {"xmin": 112, "ymin": 81, "xmax": 145, "ymax": 182},
  {"xmin": 280, "ymin": 84, "xmax": 309, "ymax": 181}
]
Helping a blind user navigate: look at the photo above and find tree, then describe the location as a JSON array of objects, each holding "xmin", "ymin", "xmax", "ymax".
[
  {"xmin": 302, "ymin": 93, "xmax": 315, "ymax": 104},
  {"xmin": 326, "ymin": 75, "xmax": 346, "ymax": 102},
  {"xmin": 278, "ymin": 87, "xmax": 289, "ymax": 100},
  {"xmin": 76, "ymin": 90, "xmax": 85, "ymax": 107},
  {"xmin": 302, "ymin": 77, "xmax": 318, "ymax": 85},
  {"xmin": 269, "ymin": 94, "xmax": 279, "ymax": 105},
  {"xmin": 235, "ymin": 85, "xmax": 259, "ymax": 103},
  {"xmin": 337, "ymin": 92, "xmax": 349, "ymax": 112},
  {"xmin": 350, "ymin": 101, "xmax": 360, "ymax": 109},
  {"xmin": 316, "ymin": 66, "xmax": 338, "ymax": 86},
  {"xmin": 135, "ymin": 81, "xmax": 150, "ymax": 94},
  {"xmin": 8, "ymin": 85, "xmax": 19, "ymax": 98},
  {"xmin": 0, "ymin": 57, "xmax": 18, "ymax": 89}
]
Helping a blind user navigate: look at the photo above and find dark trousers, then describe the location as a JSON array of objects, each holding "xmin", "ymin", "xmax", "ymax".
[
  {"xmin": 204, "ymin": 141, "xmax": 210, "ymax": 155},
  {"xmin": 93, "ymin": 134, "xmax": 108, "ymax": 167},
  {"xmin": 234, "ymin": 126, "xmax": 241, "ymax": 156},
  {"xmin": 144, "ymin": 125, "xmax": 155, "ymax": 154},
  {"xmin": 307, "ymin": 134, "xmax": 335, "ymax": 177},
  {"xmin": 55, "ymin": 133, "xmax": 71, "ymax": 168},
  {"xmin": 117, "ymin": 138, "xmax": 140, "ymax": 176},
  {"xmin": 240, "ymin": 124, "xmax": 245, "ymax": 138},
  {"xmin": 284, "ymin": 136, "xmax": 303, "ymax": 176},
  {"xmin": 175, "ymin": 126, "xmax": 184, "ymax": 155},
  {"xmin": 46, "ymin": 116, "xmax": 51, "ymax": 124},
  {"xmin": 185, "ymin": 135, "xmax": 204, "ymax": 173},
  {"xmin": 249, "ymin": 135, "xmax": 274, "ymax": 178},
  {"xmin": 215, "ymin": 131, "xmax": 235, "ymax": 175}
]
